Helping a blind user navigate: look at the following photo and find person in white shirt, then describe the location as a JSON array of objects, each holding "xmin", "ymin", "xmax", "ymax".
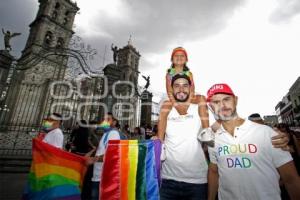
[
  {"xmin": 87, "ymin": 112, "xmax": 121, "ymax": 200},
  {"xmin": 207, "ymin": 83, "xmax": 300, "ymax": 200},
  {"xmin": 157, "ymin": 76, "xmax": 291, "ymax": 200},
  {"xmin": 42, "ymin": 113, "xmax": 64, "ymax": 149},
  {"xmin": 158, "ymin": 74, "xmax": 209, "ymax": 199}
]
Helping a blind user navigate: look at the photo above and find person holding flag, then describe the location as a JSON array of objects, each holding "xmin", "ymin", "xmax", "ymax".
[
  {"xmin": 87, "ymin": 112, "xmax": 121, "ymax": 200},
  {"xmin": 41, "ymin": 113, "xmax": 64, "ymax": 149}
]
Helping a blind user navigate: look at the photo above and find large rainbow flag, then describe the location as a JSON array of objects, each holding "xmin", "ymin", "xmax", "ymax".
[
  {"xmin": 22, "ymin": 138, "xmax": 87, "ymax": 200},
  {"xmin": 101, "ymin": 139, "xmax": 161, "ymax": 200}
]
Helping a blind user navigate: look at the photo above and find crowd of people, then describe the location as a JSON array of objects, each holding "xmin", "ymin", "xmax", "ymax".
[
  {"xmin": 37, "ymin": 46, "xmax": 300, "ymax": 200},
  {"xmin": 40, "ymin": 113, "xmax": 159, "ymax": 199}
]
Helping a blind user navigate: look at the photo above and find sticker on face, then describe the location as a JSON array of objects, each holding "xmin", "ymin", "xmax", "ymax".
[{"xmin": 42, "ymin": 120, "xmax": 54, "ymax": 132}]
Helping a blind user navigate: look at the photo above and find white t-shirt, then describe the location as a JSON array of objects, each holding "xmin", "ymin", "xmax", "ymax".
[
  {"xmin": 140, "ymin": 127, "xmax": 146, "ymax": 139},
  {"xmin": 208, "ymin": 119, "xmax": 293, "ymax": 200},
  {"xmin": 43, "ymin": 128, "xmax": 64, "ymax": 149},
  {"xmin": 91, "ymin": 129, "xmax": 120, "ymax": 182},
  {"xmin": 162, "ymin": 104, "xmax": 208, "ymax": 184}
]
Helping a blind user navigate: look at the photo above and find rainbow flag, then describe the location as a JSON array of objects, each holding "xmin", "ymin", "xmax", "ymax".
[
  {"xmin": 22, "ymin": 138, "xmax": 87, "ymax": 200},
  {"xmin": 101, "ymin": 139, "xmax": 161, "ymax": 200}
]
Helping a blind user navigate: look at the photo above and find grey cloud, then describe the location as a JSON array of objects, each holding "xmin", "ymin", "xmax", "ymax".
[
  {"xmin": 270, "ymin": 0, "xmax": 300, "ymax": 23},
  {"xmin": 1, "ymin": 0, "xmax": 245, "ymax": 70},
  {"xmin": 81, "ymin": 0, "xmax": 246, "ymax": 59}
]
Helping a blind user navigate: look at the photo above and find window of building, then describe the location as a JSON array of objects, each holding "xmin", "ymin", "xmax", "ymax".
[
  {"xmin": 63, "ymin": 11, "xmax": 70, "ymax": 26},
  {"xmin": 130, "ymin": 74, "xmax": 135, "ymax": 82},
  {"xmin": 56, "ymin": 37, "xmax": 64, "ymax": 48},
  {"xmin": 0, "ymin": 69, "xmax": 3, "ymax": 82},
  {"xmin": 63, "ymin": 17, "xmax": 69, "ymax": 25},
  {"xmin": 131, "ymin": 55, "xmax": 134, "ymax": 67},
  {"xmin": 52, "ymin": 3, "xmax": 60, "ymax": 21},
  {"xmin": 44, "ymin": 31, "xmax": 53, "ymax": 46}
]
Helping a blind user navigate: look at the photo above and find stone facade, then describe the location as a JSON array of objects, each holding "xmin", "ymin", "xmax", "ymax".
[
  {"xmin": 0, "ymin": 0, "xmax": 79, "ymax": 150},
  {"xmin": 275, "ymin": 77, "xmax": 300, "ymax": 125},
  {"xmin": 0, "ymin": 50, "xmax": 13, "ymax": 102},
  {"xmin": 5, "ymin": 0, "xmax": 79, "ymax": 128},
  {"xmin": 289, "ymin": 77, "xmax": 300, "ymax": 124},
  {"xmin": 101, "ymin": 42, "xmax": 142, "ymax": 129}
]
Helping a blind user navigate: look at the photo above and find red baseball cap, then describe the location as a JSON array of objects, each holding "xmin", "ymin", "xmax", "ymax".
[
  {"xmin": 171, "ymin": 47, "xmax": 188, "ymax": 61},
  {"xmin": 207, "ymin": 83, "xmax": 235, "ymax": 102}
]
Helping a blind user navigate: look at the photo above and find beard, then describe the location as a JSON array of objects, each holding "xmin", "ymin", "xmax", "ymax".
[
  {"xmin": 215, "ymin": 108, "xmax": 238, "ymax": 121},
  {"xmin": 173, "ymin": 92, "xmax": 189, "ymax": 102}
]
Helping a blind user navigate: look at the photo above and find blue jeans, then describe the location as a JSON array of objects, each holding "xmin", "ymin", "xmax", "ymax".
[
  {"xmin": 160, "ymin": 179, "xmax": 208, "ymax": 200},
  {"xmin": 91, "ymin": 181, "xmax": 100, "ymax": 200}
]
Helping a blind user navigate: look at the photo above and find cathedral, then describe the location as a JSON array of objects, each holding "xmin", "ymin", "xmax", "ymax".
[{"xmin": 0, "ymin": 0, "xmax": 149, "ymax": 150}]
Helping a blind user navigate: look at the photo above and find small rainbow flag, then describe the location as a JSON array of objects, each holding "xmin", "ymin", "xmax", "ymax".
[
  {"xmin": 22, "ymin": 138, "xmax": 87, "ymax": 200},
  {"xmin": 97, "ymin": 120, "xmax": 110, "ymax": 129},
  {"xmin": 101, "ymin": 139, "xmax": 161, "ymax": 200}
]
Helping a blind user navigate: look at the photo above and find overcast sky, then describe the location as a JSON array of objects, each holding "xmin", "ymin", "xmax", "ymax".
[{"xmin": 1, "ymin": 0, "xmax": 300, "ymax": 118}]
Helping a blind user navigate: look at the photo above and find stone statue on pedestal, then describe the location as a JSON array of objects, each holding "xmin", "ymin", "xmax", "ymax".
[
  {"xmin": 111, "ymin": 44, "xmax": 118, "ymax": 63},
  {"xmin": 2, "ymin": 28, "xmax": 21, "ymax": 51},
  {"xmin": 142, "ymin": 75, "xmax": 150, "ymax": 90}
]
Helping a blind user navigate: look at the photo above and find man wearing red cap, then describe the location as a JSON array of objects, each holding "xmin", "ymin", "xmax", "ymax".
[{"xmin": 206, "ymin": 83, "xmax": 300, "ymax": 200}]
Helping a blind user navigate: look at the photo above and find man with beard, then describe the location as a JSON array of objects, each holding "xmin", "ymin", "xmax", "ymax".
[
  {"xmin": 158, "ymin": 73, "xmax": 209, "ymax": 199},
  {"xmin": 207, "ymin": 83, "xmax": 300, "ymax": 200}
]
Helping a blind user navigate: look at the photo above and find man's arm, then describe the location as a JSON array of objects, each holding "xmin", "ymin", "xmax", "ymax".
[
  {"xmin": 157, "ymin": 100, "xmax": 172, "ymax": 142},
  {"xmin": 85, "ymin": 154, "xmax": 103, "ymax": 165},
  {"xmin": 2, "ymin": 28, "xmax": 5, "ymax": 34},
  {"xmin": 88, "ymin": 139, "xmax": 96, "ymax": 149},
  {"xmin": 87, "ymin": 132, "xmax": 96, "ymax": 149},
  {"xmin": 165, "ymin": 74, "xmax": 174, "ymax": 101},
  {"xmin": 272, "ymin": 128, "xmax": 290, "ymax": 151},
  {"xmin": 87, "ymin": 130, "xmax": 120, "ymax": 165},
  {"xmin": 208, "ymin": 163, "xmax": 219, "ymax": 200},
  {"xmin": 278, "ymin": 161, "xmax": 300, "ymax": 200},
  {"xmin": 198, "ymin": 95, "xmax": 209, "ymax": 128}
]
